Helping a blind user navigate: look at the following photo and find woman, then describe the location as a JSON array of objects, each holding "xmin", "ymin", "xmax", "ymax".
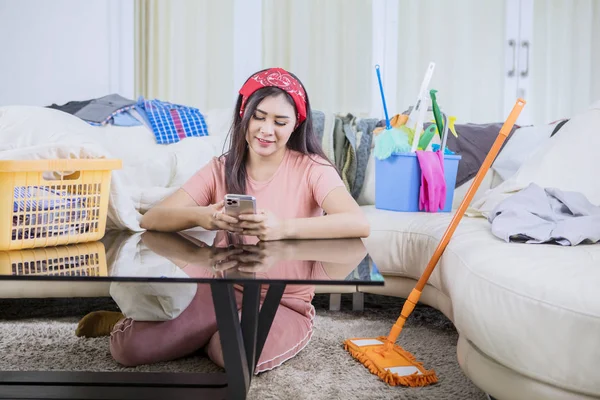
[
  {"xmin": 78, "ymin": 67, "xmax": 369, "ymax": 373},
  {"xmin": 139, "ymin": 67, "xmax": 370, "ymax": 240}
]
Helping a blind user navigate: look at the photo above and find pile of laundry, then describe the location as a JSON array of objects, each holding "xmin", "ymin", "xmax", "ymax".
[
  {"xmin": 313, "ymin": 111, "xmax": 379, "ymax": 200},
  {"xmin": 488, "ymin": 183, "xmax": 600, "ymax": 246},
  {"xmin": 47, "ymin": 94, "xmax": 208, "ymax": 144},
  {"xmin": 12, "ymin": 186, "xmax": 90, "ymax": 240}
]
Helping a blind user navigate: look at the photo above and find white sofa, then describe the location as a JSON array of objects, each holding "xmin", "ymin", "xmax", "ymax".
[
  {"xmin": 360, "ymin": 102, "xmax": 600, "ymax": 400},
  {"xmin": 1, "ymin": 103, "xmax": 599, "ymax": 400}
]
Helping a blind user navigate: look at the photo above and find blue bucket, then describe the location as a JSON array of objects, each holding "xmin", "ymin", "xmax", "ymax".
[{"xmin": 375, "ymin": 152, "xmax": 461, "ymax": 212}]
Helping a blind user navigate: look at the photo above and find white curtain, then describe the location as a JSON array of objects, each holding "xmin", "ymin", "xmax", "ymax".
[
  {"xmin": 136, "ymin": 0, "xmax": 507, "ymax": 122},
  {"xmin": 261, "ymin": 0, "xmax": 373, "ymax": 115},
  {"xmin": 134, "ymin": 0, "xmax": 599, "ymax": 124},
  {"xmin": 387, "ymin": 0, "xmax": 506, "ymax": 124},
  {"xmin": 530, "ymin": 0, "xmax": 600, "ymax": 124},
  {"xmin": 134, "ymin": 0, "xmax": 235, "ymax": 110}
]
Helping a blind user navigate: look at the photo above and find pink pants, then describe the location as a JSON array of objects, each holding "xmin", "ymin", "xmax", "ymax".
[{"xmin": 110, "ymin": 284, "xmax": 315, "ymax": 374}]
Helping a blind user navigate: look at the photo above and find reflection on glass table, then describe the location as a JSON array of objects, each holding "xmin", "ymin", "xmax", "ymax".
[
  {"xmin": 0, "ymin": 230, "xmax": 383, "ymax": 400},
  {"xmin": 0, "ymin": 230, "xmax": 383, "ymax": 285}
]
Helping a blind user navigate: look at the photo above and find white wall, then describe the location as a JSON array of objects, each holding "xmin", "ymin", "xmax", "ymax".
[{"xmin": 0, "ymin": 0, "xmax": 134, "ymax": 107}]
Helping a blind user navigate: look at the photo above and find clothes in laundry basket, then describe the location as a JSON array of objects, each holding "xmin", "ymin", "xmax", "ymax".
[
  {"xmin": 12, "ymin": 186, "xmax": 90, "ymax": 240},
  {"xmin": 488, "ymin": 183, "xmax": 600, "ymax": 245}
]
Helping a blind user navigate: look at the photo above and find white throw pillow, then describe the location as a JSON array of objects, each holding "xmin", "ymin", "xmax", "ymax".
[
  {"xmin": 492, "ymin": 122, "xmax": 559, "ymax": 181},
  {"xmin": 203, "ymin": 108, "xmax": 234, "ymax": 138},
  {"xmin": 470, "ymin": 101, "xmax": 600, "ymax": 217}
]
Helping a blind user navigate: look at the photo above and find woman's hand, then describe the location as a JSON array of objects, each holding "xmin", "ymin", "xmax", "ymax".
[
  {"xmin": 230, "ymin": 241, "xmax": 294, "ymax": 272},
  {"xmin": 208, "ymin": 200, "xmax": 243, "ymax": 233},
  {"xmin": 208, "ymin": 246, "xmax": 244, "ymax": 272},
  {"xmin": 236, "ymin": 209, "xmax": 286, "ymax": 241}
]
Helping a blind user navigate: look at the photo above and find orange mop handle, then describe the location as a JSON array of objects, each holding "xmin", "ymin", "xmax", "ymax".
[{"xmin": 387, "ymin": 98, "xmax": 526, "ymax": 345}]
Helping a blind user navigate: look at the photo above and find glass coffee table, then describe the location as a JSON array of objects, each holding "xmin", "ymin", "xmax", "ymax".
[{"xmin": 0, "ymin": 230, "xmax": 384, "ymax": 400}]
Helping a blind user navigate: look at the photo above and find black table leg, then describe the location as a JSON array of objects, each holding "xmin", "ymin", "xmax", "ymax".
[
  {"xmin": 212, "ymin": 282, "xmax": 286, "ymax": 398},
  {"xmin": 241, "ymin": 283, "xmax": 260, "ymax": 376},
  {"xmin": 211, "ymin": 282, "xmax": 250, "ymax": 400},
  {"xmin": 255, "ymin": 284, "xmax": 286, "ymax": 364},
  {"xmin": 0, "ymin": 283, "xmax": 286, "ymax": 400}
]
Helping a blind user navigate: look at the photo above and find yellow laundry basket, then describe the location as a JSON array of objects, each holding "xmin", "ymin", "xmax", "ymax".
[
  {"xmin": 0, "ymin": 241, "xmax": 108, "ymax": 277},
  {"xmin": 0, "ymin": 159, "xmax": 122, "ymax": 251}
]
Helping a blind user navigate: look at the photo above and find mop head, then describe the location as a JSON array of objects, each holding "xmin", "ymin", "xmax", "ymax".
[
  {"xmin": 373, "ymin": 126, "xmax": 412, "ymax": 160},
  {"xmin": 343, "ymin": 337, "xmax": 438, "ymax": 387}
]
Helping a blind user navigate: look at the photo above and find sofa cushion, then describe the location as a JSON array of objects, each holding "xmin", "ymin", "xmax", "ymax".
[
  {"xmin": 491, "ymin": 122, "xmax": 558, "ymax": 182},
  {"xmin": 361, "ymin": 205, "xmax": 600, "ymax": 396},
  {"xmin": 471, "ymin": 102, "xmax": 600, "ymax": 217}
]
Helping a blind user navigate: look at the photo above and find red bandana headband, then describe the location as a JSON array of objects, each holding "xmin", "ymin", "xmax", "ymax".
[{"xmin": 239, "ymin": 68, "xmax": 307, "ymax": 126}]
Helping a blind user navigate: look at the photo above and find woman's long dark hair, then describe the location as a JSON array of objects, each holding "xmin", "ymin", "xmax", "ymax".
[{"xmin": 222, "ymin": 70, "xmax": 335, "ymax": 195}]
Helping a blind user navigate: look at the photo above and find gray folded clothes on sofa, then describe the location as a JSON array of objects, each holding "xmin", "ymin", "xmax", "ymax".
[
  {"xmin": 421, "ymin": 120, "xmax": 519, "ymax": 187},
  {"xmin": 488, "ymin": 183, "xmax": 600, "ymax": 246},
  {"xmin": 47, "ymin": 94, "xmax": 137, "ymax": 125},
  {"xmin": 313, "ymin": 110, "xmax": 378, "ymax": 199}
]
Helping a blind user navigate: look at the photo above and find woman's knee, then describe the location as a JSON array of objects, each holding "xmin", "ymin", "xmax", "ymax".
[
  {"xmin": 110, "ymin": 337, "xmax": 149, "ymax": 367},
  {"xmin": 109, "ymin": 324, "xmax": 146, "ymax": 367}
]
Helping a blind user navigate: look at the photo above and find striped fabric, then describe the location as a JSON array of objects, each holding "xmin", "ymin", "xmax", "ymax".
[
  {"xmin": 13, "ymin": 186, "xmax": 75, "ymax": 212},
  {"xmin": 138, "ymin": 98, "xmax": 209, "ymax": 144}
]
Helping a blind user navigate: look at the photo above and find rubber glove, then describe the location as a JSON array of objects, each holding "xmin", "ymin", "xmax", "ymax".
[{"xmin": 416, "ymin": 150, "xmax": 447, "ymax": 212}]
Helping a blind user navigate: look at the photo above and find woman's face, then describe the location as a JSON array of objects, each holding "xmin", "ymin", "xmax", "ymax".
[{"xmin": 245, "ymin": 93, "xmax": 297, "ymax": 160}]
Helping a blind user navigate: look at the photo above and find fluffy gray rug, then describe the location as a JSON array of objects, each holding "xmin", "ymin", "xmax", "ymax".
[{"xmin": 0, "ymin": 295, "xmax": 486, "ymax": 400}]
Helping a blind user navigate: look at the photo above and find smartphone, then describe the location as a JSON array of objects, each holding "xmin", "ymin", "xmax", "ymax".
[{"xmin": 224, "ymin": 194, "xmax": 257, "ymax": 217}]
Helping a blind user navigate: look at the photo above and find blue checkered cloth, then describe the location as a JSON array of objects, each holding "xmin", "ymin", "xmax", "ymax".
[{"xmin": 137, "ymin": 98, "xmax": 209, "ymax": 144}]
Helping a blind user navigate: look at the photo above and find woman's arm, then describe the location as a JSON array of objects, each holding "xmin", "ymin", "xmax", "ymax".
[
  {"xmin": 141, "ymin": 230, "xmax": 211, "ymax": 266},
  {"xmin": 140, "ymin": 189, "xmax": 211, "ymax": 231},
  {"xmin": 283, "ymin": 187, "xmax": 370, "ymax": 239},
  {"xmin": 140, "ymin": 189, "xmax": 239, "ymax": 232},
  {"xmin": 141, "ymin": 231, "xmax": 241, "ymax": 270},
  {"xmin": 284, "ymin": 238, "xmax": 368, "ymax": 280},
  {"xmin": 232, "ymin": 237, "xmax": 367, "ymax": 278},
  {"xmin": 238, "ymin": 237, "xmax": 367, "ymax": 263},
  {"xmin": 237, "ymin": 187, "xmax": 370, "ymax": 240}
]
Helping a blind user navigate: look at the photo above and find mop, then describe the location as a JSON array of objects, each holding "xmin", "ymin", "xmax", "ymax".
[
  {"xmin": 372, "ymin": 65, "xmax": 411, "ymax": 160},
  {"xmin": 344, "ymin": 98, "xmax": 526, "ymax": 387}
]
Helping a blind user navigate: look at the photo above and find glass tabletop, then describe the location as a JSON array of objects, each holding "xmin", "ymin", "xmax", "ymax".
[{"xmin": 0, "ymin": 230, "xmax": 384, "ymax": 286}]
